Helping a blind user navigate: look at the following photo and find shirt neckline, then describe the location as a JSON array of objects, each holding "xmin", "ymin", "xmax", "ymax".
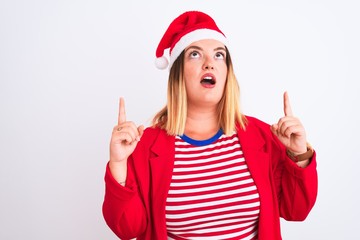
[{"xmin": 179, "ymin": 129, "xmax": 223, "ymax": 146}]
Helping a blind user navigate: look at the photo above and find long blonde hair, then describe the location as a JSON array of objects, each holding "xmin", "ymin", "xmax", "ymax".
[{"xmin": 152, "ymin": 48, "xmax": 247, "ymax": 136}]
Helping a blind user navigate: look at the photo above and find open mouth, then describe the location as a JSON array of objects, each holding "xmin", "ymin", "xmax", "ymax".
[{"xmin": 200, "ymin": 76, "xmax": 216, "ymax": 86}]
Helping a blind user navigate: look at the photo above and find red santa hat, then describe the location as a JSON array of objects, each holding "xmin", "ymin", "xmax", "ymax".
[{"xmin": 155, "ymin": 11, "xmax": 227, "ymax": 70}]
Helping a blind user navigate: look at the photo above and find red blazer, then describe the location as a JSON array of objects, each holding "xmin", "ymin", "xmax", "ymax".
[{"xmin": 103, "ymin": 116, "xmax": 318, "ymax": 240}]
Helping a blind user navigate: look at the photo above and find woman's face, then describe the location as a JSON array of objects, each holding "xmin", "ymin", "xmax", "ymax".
[{"xmin": 183, "ymin": 39, "xmax": 228, "ymax": 109}]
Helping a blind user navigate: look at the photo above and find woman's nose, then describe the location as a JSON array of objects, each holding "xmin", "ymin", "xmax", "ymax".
[
  {"xmin": 204, "ymin": 64, "xmax": 214, "ymax": 70},
  {"xmin": 203, "ymin": 57, "xmax": 214, "ymax": 70}
]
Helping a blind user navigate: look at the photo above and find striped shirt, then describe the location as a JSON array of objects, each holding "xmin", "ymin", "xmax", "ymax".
[{"xmin": 166, "ymin": 130, "xmax": 260, "ymax": 240}]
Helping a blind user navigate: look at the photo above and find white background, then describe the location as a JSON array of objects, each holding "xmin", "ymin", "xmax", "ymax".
[{"xmin": 1, "ymin": 0, "xmax": 359, "ymax": 239}]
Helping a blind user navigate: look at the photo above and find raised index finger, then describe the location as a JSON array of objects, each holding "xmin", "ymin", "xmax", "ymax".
[
  {"xmin": 283, "ymin": 91, "xmax": 294, "ymax": 117},
  {"xmin": 118, "ymin": 97, "xmax": 126, "ymax": 124}
]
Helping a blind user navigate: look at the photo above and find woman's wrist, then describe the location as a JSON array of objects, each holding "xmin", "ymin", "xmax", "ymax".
[
  {"xmin": 286, "ymin": 147, "xmax": 314, "ymax": 162},
  {"xmin": 109, "ymin": 160, "xmax": 127, "ymax": 185},
  {"xmin": 286, "ymin": 143, "xmax": 314, "ymax": 168},
  {"xmin": 296, "ymin": 159, "xmax": 310, "ymax": 168}
]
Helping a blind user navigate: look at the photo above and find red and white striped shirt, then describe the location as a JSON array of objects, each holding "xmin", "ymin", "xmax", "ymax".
[{"xmin": 166, "ymin": 130, "xmax": 260, "ymax": 240}]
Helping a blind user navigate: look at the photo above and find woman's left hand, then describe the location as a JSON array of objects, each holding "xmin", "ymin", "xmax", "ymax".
[{"xmin": 271, "ymin": 92, "xmax": 308, "ymax": 155}]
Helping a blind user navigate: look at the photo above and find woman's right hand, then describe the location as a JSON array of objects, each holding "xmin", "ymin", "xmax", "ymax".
[{"xmin": 110, "ymin": 97, "xmax": 144, "ymax": 164}]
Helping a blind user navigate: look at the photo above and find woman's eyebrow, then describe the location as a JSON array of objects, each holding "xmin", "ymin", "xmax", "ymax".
[
  {"xmin": 214, "ymin": 47, "xmax": 226, "ymax": 52},
  {"xmin": 185, "ymin": 46, "xmax": 226, "ymax": 53},
  {"xmin": 185, "ymin": 46, "xmax": 202, "ymax": 53}
]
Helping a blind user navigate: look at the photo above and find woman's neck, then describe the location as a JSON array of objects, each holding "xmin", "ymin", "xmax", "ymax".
[{"xmin": 184, "ymin": 106, "xmax": 220, "ymax": 140}]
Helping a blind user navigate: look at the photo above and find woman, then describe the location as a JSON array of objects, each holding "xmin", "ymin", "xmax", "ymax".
[{"xmin": 103, "ymin": 11, "xmax": 317, "ymax": 240}]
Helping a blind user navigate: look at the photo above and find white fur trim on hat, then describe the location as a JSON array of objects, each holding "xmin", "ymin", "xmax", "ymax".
[{"xmin": 168, "ymin": 29, "xmax": 227, "ymax": 70}]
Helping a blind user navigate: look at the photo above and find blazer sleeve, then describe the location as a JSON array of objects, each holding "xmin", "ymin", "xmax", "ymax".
[
  {"xmin": 102, "ymin": 160, "xmax": 147, "ymax": 240},
  {"xmin": 251, "ymin": 117, "xmax": 318, "ymax": 221},
  {"xmin": 276, "ymin": 148, "xmax": 318, "ymax": 221},
  {"xmin": 102, "ymin": 127, "xmax": 158, "ymax": 239},
  {"xmin": 269, "ymin": 130, "xmax": 318, "ymax": 221}
]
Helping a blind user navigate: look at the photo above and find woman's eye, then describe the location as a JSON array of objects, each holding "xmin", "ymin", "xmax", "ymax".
[
  {"xmin": 215, "ymin": 52, "xmax": 225, "ymax": 60},
  {"xmin": 190, "ymin": 51, "xmax": 200, "ymax": 58}
]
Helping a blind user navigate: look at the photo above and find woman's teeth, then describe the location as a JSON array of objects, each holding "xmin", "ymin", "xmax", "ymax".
[{"xmin": 201, "ymin": 77, "xmax": 215, "ymax": 85}]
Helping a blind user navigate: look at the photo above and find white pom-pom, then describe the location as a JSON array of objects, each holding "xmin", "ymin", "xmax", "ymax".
[{"xmin": 155, "ymin": 56, "xmax": 169, "ymax": 69}]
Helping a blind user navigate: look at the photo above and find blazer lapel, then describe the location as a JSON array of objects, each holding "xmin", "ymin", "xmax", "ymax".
[
  {"xmin": 237, "ymin": 122, "xmax": 275, "ymax": 239},
  {"xmin": 237, "ymin": 121, "xmax": 272, "ymax": 202},
  {"xmin": 237, "ymin": 123, "xmax": 268, "ymax": 181},
  {"xmin": 148, "ymin": 130, "xmax": 175, "ymax": 239}
]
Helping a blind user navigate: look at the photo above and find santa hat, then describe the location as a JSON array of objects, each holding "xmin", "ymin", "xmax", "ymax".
[{"xmin": 155, "ymin": 11, "xmax": 227, "ymax": 70}]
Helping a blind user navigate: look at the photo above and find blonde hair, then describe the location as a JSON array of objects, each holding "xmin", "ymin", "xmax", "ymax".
[{"xmin": 152, "ymin": 48, "xmax": 247, "ymax": 136}]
